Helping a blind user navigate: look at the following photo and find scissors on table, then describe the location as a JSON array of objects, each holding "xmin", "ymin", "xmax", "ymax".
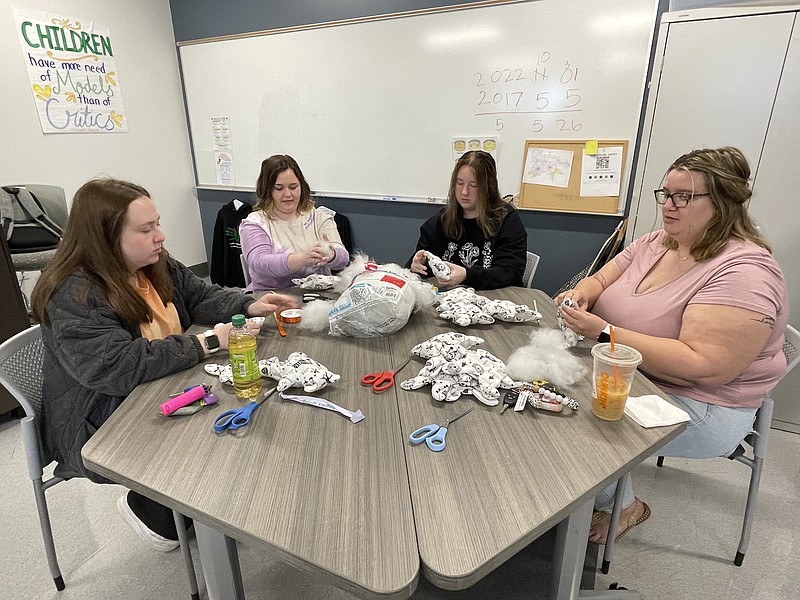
[
  {"xmin": 360, "ymin": 357, "xmax": 412, "ymax": 393},
  {"xmin": 409, "ymin": 407, "xmax": 474, "ymax": 452},
  {"xmin": 213, "ymin": 387, "xmax": 276, "ymax": 433}
]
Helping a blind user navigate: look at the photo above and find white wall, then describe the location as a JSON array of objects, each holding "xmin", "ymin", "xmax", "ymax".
[{"xmin": 0, "ymin": 0, "xmax": 204, "ymax": 268}]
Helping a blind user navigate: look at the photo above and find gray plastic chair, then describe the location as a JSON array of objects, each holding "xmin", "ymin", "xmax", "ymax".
[
  {"xmin": 523, "ymin": 251, "xmax": 540, "ymax": 288},
  {"xmin": 0, "ymin": 325, "xmax": 199, "ymax": 598},
  {"xmin": 240, "ymin": 253, "xmax": 251, "ymax": 286},
  {"xmin": 601, "ymin": 324, "xmax": 800, "ymax": 572}
]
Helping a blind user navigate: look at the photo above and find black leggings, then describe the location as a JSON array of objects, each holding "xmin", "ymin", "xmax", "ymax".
[{"xmin": 127, "ymin": 490, "xmax": 191, "ymax": 540}]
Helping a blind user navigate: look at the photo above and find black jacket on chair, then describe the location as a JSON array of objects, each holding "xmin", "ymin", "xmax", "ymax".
[{"xmin": 210, "ymin": 199, "xmax": 252, "ymax": 288}]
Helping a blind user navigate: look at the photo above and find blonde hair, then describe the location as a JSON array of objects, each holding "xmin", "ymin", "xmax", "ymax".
[{"xmin": 663, "ymin": 147, "xmax": 771, "ymax": 261}]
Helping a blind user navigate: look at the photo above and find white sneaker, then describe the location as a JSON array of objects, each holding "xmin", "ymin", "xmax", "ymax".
[{"xmin": 116, "ymin": 494, "xmax": 180, "ymax": 552}]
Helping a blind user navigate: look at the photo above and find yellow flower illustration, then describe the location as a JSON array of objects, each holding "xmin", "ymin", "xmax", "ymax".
[
  {"xmin": 33, "ymin": 84, "xmax": 52, "ymax": 101},
  {"xmin": 51, "ymin": 18, "xmax": 82, "ymax": 31},
  {"xmin": 105, "ymin": 72, "xmax": 117, "ymax": 86},
  {"xmin": 109, "ymin": 112, "xmax": 124, "ymax": 128},
  {"xmin": 66, "ymin": 92, "xmax": 77, "ymax": 103}
]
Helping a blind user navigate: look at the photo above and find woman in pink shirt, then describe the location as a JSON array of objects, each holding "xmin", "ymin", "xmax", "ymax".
[{"xmin": 557, "ymin": 147, "xmax": 789, "ymax": 544}]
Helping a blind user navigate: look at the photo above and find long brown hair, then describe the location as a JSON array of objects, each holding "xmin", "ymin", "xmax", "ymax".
[
  {"xmin": 663, "ymin": 147, "xmax": 770, "ymax": 261},
  {"xmin": 31, "ymin": 178, "xmax": 173, "ymax": 327},
  {"xmin": 442, "ymin": 150, "xmax": 509, "ymax": 240},
  {"xmin": 254, "ymin": 154, "xmax": 314, "ymax": 218}
]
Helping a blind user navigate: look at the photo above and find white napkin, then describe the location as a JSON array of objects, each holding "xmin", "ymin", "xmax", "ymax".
[{"xmin": 624, "ymin": 395, "xmax": 690, "ymax": 428}]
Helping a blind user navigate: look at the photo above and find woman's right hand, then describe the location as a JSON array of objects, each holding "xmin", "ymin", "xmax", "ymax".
[
  {"xmin": 554, "ymin": 289, "xmax": 589, "ymax": 310},
  {"xmin": 409, "ymin": 250, "xmax": 429, "ymax": 276},
  {"xmin": 290, "ymin": 245, "xmax": 328, "ymax": 270}
]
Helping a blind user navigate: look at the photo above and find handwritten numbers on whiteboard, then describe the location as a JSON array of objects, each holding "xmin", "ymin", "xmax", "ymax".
[
  {"xmin": 565, "ymin": 89, "xmax": 581, "ymax": 108},
  {"xmin": 473, "ymin": 51, "xmax": 583, "ymax": 135},
  {"xmin": 561, "ymin": 61, "xmax": 579, "ymax": 84},
  {"xmin": 536, "ymin": 92, "xmax": 550, "ymax": 110},
  {"xmin": 557, "ymin": 119, "xmax": 582, "ymax": 132}
]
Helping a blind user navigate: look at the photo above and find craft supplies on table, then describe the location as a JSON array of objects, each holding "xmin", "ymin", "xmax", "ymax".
[
  {"xmin": 213, "ymin": 387, "xmax": 277, "ymax": 433},
  {"xmin": 160, "ymin": 384, "xmax": 218, "ymax": 416},
  {"xmin": 409, "ymin": 407, "xmax": 474, "ymax": 452},
  {"xmin": 361, "ymin": 358, "xmax": 412, "ymax": 393},
  {"xmin": 279, "ymin": 391, "xmax": 364, "ymax": 423}
]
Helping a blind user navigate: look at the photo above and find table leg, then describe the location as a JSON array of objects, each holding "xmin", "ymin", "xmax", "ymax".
[
  {"xmin": 195, "ymin": 521, "xmax": 246, "ymax": 600},
  {"xmin": 550, "ymin": 497, "xmax": 641, "ymax": 599},
  {"xmin": 551, "ymin": 499, "xmax": 593, "ymax": 599}
]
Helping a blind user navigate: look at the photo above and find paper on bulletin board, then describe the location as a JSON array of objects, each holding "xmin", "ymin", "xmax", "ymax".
[
  {"xmin": 214, "ymin": 151, "xmax": 235, "ymax": 186},
  {"xmin": 522, "ymin": 147, "xmax": 573, "ymax": 188},
  {"xmin": 580, "ymin": 146, "xmax": 623, "ymax": 196},
  {"xmin": 452, "ymin": 137, "xmax": 497, "ymax": 162}
]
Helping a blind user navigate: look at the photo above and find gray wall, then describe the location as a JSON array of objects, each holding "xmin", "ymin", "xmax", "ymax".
[{"xmin": 174, "ymin": 0, "xmax": 626, "ymax": 295}]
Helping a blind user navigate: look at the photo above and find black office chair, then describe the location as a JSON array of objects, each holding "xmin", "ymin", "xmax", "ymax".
[
  {"xmin": 0, "ymin": 325, "xmax": 200, "ymax": 598},
  {"xmin": 2, "ymin": 184, "xmax": 68, "ymax": 273}
]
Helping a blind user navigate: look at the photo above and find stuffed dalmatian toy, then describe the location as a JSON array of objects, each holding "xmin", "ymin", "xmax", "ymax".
[
  {"xmin": 203, "ymin": 352, "xmax": 340, "ymax": 393},
  {"xmin": 435, "ymin": 287, "xmax": 541, "ymax": 327},
  {"xmin": 557, "ymin": 297, "xmax": 584, "ymax": 347},
  {"xmin": 424, "ymin": 251, "xmax": 451, "ymax": 281},
  {"xmin": 204, "ymin": 363, "xmax": 234, "ymax": 386},
  {"xmin": 292, "ymin": 274, "xmax": 340, "ymax": 290},
  {"xmin": 401, "ymin": 332, "xmax": 519, "ymax": 406},
  {"xmin": 410, "ymin": 331, "xmax": 485, "ymax": 360},
  {"xmin": 437, "ymin": 301, "xmax": 495, "ymax": 327},
  {"xmin": 260, "ymin": 352, "xmax": 340, "ymax": 392}
]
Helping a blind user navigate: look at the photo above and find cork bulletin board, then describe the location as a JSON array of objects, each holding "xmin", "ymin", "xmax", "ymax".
[{"xmin": 518, "ymin": 139, "xmax": 628, "ymax": 214}]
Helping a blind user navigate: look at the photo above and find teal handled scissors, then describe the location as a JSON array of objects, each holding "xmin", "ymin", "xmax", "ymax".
[
  {"xmin": 409, "ymin": 407, "xmax": 474, "ymax": 452},
  {"xmin": 361, "ymin": 357, "xmax": 412, "ymax": 393},
  {"xmin": 213, "ymin": 387, "xmax": 276, "ymax": 433}
]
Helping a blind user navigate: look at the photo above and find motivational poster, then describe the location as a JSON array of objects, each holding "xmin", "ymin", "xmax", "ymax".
[{"xmin": 14, "ymin": 8, "xmax": 128, "ymax": 133}]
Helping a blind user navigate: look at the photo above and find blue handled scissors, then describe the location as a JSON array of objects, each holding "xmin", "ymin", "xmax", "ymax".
[
  {"xmin": 361, "ymin": 357, "xmax": 412, "ymax": 393},
  {"xmin": 409, "ymin": 407, "xmax": 474, "ymax": 452},
  {"xmin": 213, "ymin": 387, "xmax": 276, "ymax": 433}
]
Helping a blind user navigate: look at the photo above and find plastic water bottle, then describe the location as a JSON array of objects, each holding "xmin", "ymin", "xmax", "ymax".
[{"xmin": 228, "ymin": 314, "xmax": 261, "ymax": 399}]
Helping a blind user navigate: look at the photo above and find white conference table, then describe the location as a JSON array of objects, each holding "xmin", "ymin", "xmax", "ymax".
[{"xmin": 83, "ymin": 287, "xmax": 684, "ymax": 599}]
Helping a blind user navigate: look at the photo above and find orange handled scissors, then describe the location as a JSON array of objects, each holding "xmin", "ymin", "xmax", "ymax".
[{"xmin": 360, "ymin": 358, "xmax": 412, "ymax": 393}]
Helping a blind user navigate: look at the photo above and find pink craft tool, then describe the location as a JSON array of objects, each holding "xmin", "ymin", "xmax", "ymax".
[{"xmin": 159, "ymin": 385, "xmax": 207, "ymax": 416}]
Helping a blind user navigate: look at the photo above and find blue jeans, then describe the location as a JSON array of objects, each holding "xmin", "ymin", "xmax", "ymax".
[{"xmin": 594, "ymin": 393, "xmax": 758, "ymax": 512}]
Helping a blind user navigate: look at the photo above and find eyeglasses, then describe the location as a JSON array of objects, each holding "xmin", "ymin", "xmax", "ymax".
[{"xmin": 654, "ymin": 189, "xmax": 710, "ymax": 208}]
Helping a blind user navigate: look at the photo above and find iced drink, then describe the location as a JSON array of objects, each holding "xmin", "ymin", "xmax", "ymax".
[{"xmin": 591, "ymin": 343, "xmax": 642, "ymax": 421}]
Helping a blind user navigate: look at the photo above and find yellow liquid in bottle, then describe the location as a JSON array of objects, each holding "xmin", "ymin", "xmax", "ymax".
[{"xmin": 228, "ymin": 327, "xmax": 262, "ymax": 399}]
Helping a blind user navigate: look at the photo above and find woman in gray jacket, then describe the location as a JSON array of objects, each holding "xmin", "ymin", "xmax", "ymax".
[{"xmin": 31, "ymin": 178, "xmax": 295, "ymax": 551}]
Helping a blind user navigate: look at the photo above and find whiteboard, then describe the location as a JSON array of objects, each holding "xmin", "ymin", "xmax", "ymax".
[{"xmin": 179, "ymin": 0, "xmax": 657, "ymax": 201}]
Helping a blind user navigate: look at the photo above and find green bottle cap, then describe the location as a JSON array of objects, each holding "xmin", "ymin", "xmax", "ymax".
[{"xmin": 231, "ymin": 314, "xmax": 246, "ymax": 327}]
